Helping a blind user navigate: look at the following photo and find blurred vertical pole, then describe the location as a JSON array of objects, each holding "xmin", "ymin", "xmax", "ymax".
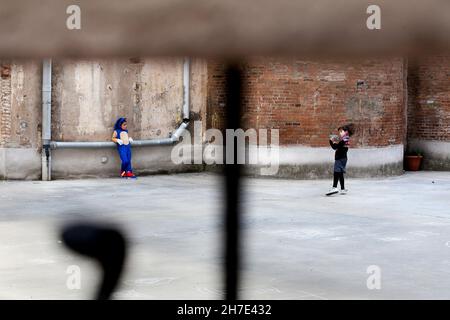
[{"xmin": 224, "ymin": 62, "xmax": 242, "ymax": 300}]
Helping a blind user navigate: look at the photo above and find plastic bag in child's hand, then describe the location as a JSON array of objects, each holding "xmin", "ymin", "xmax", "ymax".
[{"xmin": 329, "ymin": 134, "xmax": 340, "ymax": 143}]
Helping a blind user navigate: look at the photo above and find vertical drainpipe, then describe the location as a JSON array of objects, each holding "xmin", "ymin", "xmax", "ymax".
[
  {"xmin": 42, "ymin": 59, "xmax": 52, "ymax": 181},
  {"xmin": 183, "ymin": 57, "xmax": 190, "ymax": 121}
]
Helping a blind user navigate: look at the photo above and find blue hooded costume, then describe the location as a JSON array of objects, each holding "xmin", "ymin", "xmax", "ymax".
[{"xmin": 114, "ymin": 117, "xmax": 133, "ymax": 174}]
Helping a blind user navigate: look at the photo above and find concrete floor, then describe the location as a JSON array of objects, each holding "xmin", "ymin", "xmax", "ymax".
[{"xmin": 0, "ymin": 171, "xmax": 450, "ymax": 299}]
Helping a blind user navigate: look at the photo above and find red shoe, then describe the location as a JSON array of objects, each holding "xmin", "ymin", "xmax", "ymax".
[
  {"xmin": 120, "ymin": 171, "xmax": 127, "ymax": 178},
  {"xmin": 126, "ymin": 171, "xmax": 136, "ymax": 178}
]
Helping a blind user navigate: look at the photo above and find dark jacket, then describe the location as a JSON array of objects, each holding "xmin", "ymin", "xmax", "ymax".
[{"xmin": 330, "ymin": 139, "xmax": 348, "ymax": 160}]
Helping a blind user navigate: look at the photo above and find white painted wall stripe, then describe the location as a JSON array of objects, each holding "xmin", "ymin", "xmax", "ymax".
[
  {"xmin": 246, "ymin": 144, "xmax": 404, "ymax": 167},
  {"xmin": 408, "ymin": 139, "xmax": 450, "ymax": 159}
]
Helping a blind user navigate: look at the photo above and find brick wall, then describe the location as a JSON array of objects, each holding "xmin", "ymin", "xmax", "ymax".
[
  {"xmin": 407, "ymin": 56, "xmax": 450, "ymax": 142},
  {"xmin": 206, "ymin": 61, "xmax": 227, "ymax": 131},
  {"xmin": 207, "ymin": 57, "xmax": 407, "ymax": 148},
  {"xmin": 0, "ymin": 61, "xmax": 42, "ymax": 149},
  {"xmin": 0, "ymin": 62, "xmax": 12, "ymax": 147},
  {"xmin": 407, "ymin": 55, "xmax": 450, "ymax": 170}
]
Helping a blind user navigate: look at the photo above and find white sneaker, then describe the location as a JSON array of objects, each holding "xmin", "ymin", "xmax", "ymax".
[
  {"xmin": 326, "ymin": 187, "xmax": 339, "ymax": 196},
  {"xmin": 339, "ymin": 189, "xmax": 348, "ymax": 195}
]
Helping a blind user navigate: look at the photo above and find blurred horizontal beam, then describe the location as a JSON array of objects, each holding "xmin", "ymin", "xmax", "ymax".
[{"xmin": 0, "ymin": 0, "xmax": 449, "ymax": 58}]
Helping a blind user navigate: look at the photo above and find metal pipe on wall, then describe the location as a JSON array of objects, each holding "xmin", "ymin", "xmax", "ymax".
[
  {"xmin": 182, "ymin": 56, "xmax": 190, "ymax": 120},
  {"xmin": 49, "ymin": 58, "xmax": 190, "ymax": 150},
  {"xmin": 41, "ymin": 59, "xmax": 52, "ymax": 181},
  {"xmin": 50, "ymin": 122, "xmax": 189, "ymax": 149}
]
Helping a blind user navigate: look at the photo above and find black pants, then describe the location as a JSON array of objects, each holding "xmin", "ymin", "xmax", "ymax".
[{"xmin": 333, "ymin": 172, "xmax": 345, "ymax": 189}]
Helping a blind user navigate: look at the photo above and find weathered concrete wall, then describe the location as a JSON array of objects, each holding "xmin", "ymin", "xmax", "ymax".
[
  {"xmin": 407, "ymin": 139, "xmax": 450, "ymax": 171},
  {"xmin": 52, "ymin": 57, "xmax": 207, "ymax": 140},
  {"xmin": 51, "ymin": 147, "xmax": 204, "ymax": 179},
  {"xmin": 0, "ymin": 61, "xmax": 42, "ymax": 180},
  {"xmin": 241, "ymin": 145, "xmax": 404, "ymax": 179},
  {"xmin": 51, "ymin": 57, "xmax": 208, "ymax": 178},
  {"xmin": 0, "ymin": 58, "xmax": 208, "ymax": 180}
]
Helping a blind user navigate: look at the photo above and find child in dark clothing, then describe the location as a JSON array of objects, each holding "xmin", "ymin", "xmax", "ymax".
[{"xmin": 326, "ymin": 124, "xmax": 354, "ymax": 196}]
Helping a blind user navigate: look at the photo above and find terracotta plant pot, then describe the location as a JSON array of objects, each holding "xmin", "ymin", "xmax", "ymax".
[{"xmin": 405, "ymin": 155, "xmax": 423, "ymax": 171}]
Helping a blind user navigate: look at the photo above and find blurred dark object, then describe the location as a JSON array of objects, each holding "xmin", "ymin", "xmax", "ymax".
[
  {"xmin": 61, "ymin": 223, "xmax": 127, "ymax": 300},
  {"xmin": 0, "ymin": 0, "xmax": 448, "ymax": 58},
  {"xmin": 223, "ymin": 63, "xmax": 242, "ymax": 300}
]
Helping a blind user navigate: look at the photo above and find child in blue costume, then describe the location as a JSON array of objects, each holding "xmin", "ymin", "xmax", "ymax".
[{"xmin": 112, "ymin": 117, "xmax": 136, "ymax": 178}]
